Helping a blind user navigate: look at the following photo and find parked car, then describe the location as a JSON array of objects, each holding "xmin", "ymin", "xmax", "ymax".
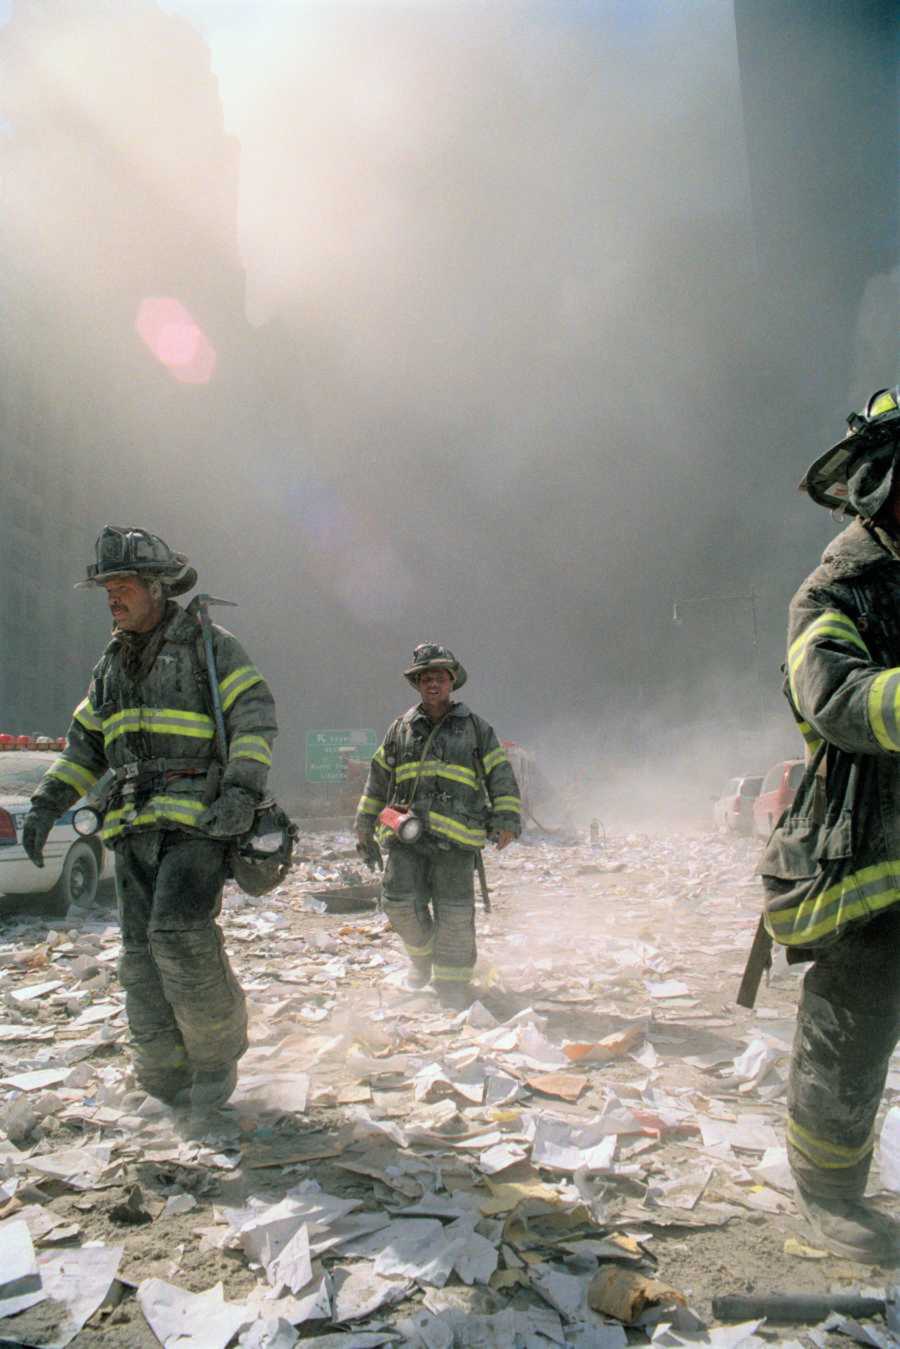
[
  {"xmin": 752, "ymin": 758, "xmax": 805, "ymax": 840},
  {"xmin": 0, "ymin": 751, "xmax": 113, "ymax": 914},
  {"xmin": 712, "ymin": 774, "xmax": 763, "ymax": 835}
]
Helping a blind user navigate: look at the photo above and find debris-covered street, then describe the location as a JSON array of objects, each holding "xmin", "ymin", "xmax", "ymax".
[{"xmin": 2, "ymin": 828, "xmax": 899, "ymax": 1347}]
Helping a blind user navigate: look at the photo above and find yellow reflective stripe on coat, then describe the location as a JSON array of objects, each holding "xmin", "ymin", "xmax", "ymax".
[
  {"xmin": 357, "ymin": 795, "xmax": 386, "ymax": 815},
  {"xmin": 103, "ymin": 707, "xmax": 215, "ymax": 747},
  {"xmin": 765, "ymin": 859, "xmax": 900, "ymax": 946},
  {"xmin": 394, "ymin": 760, "xmax": 479, "ymax": 791},
  {"xmin": 47, "ymin": 758, "xmax": 99, "ymax": 796},
  {"xmin": 428, "ymin": 811, "xmax": 487, "ymax": 848},
  {"xmin": 373, "ymin": 746, "xmax": 390, "ymax": 771},
  {"xmin": 219, "ymin": 665, "xmax": 263, "ymax": 712},
  {"xmin": 482, "ymin": 746, "xmax": 509, "ymax": 774},
  {"xmin": 867, "ymin": 668, "xmax": 900, "ymax": 751},
  {"xmin": 787, "ymin": 1116, "xmax": 874, "ymax": 1169},
  {"xmin": 796, "ymin": 720, "xmax": 823, "ymax": 755},
  {"xmin": 491, "ymin": 795, "xmax": 521, "ymax": 814},
  {"xmin": 229, "ymin": 734, "xmax": 272, "ymax": 766},
  {"xmin": 102, "ymin": 794, "xmax": 206, "ymax": 841},
  {"xmin": 74, "ymin": 698, "xmax": 102, "ymax": 733},
  {"xmin": 788, "ymin": 611, "xmax": 870, "ymax": 701}
]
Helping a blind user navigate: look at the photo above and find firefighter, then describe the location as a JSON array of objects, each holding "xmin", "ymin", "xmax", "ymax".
[
  {"xmin": 355, "ymin": 643, "xmax": 521, "ymax": 1009},
  {"xmin": 766, "ymin": 387, "xmax": 900, "ymax": 1262},
  {"xmin": 21, "ymin": 526, "xmax": 277, "ymax": 1114}
]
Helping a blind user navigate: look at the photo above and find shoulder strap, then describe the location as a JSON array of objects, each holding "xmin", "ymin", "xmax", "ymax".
[
  {"xmin": 406, "ymin": 717, "xmax": 445, "ymax": 809},
  {"xmin": 468, "ymin": 713, "xmax": 491, "ymax": 807}
]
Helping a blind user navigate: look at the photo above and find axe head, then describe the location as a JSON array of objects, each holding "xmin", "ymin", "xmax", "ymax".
[{"xmin": 187, "ymin": 593, "xmax": 238, "ymax": 619}]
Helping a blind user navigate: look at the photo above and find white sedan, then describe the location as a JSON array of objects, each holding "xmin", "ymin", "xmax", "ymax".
[{"xmin": 0, "ymin": 751, "xmax": 114, "ymax": 914}]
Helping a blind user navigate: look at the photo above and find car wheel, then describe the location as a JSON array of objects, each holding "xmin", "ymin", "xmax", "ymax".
[{"xmin": 50, "ymin": 842, "xmax": 99, "ymax": 915}]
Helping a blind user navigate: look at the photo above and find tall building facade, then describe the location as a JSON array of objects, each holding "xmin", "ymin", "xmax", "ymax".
[{"xmin": 0, "ymin": 0, "xmax": 250, "ymax": 735}]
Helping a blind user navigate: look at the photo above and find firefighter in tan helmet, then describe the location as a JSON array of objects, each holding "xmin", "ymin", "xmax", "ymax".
[{"xmin": 356, "ymin": 643, "xmax": 521, "ymax": 1009}]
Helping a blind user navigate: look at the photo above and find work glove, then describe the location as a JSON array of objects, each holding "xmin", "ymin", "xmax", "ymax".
[
  {"xmin": 196, "ymin": 788, "xmax": 257, "ymax": 840},
  {"xmin": 22, "ymin": 807, "xmax": 57, "ymax": 868},
  {"xmin": 356, "ymin": 835, "xmax": 383, "ymax": 873}
]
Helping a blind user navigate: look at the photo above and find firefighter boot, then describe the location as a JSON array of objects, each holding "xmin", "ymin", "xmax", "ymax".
[
  {"xmin": 796, "ymin": 1188, "xmax": 900, "ymax": 1264},
  {"xmin": 402, "ymin": 958, "xmax": 433, "ymax": 992},
  {"xmin": 435, "ymin": 981, "xmax": 474, "ymax": 1011},
  {"xmin": 137, "ymin": 1066, "xmax": 193, "ymax": 1107},
  {"xmin": 190, "ymin": 1064, "xmax": 238, "ymax": 1113}
]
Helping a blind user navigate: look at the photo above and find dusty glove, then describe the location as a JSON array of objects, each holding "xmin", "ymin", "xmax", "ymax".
[
  {"xmin": 196, "ymin": 788, "xmax": 257, "ymax": 839},
  {"xmin": 356, "ymin": 836, "xmax": 383, "ymax": 872},
  {"xmin": 22, "ymin": 807, "xmax": 57, "ymax": 868}
]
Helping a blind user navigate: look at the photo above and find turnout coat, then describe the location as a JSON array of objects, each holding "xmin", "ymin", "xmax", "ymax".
[
  {"xmin": 356, "ymin": 701, "xmax": 521, "ymax": 850},
  {"xmin": 763, "ymin": 519, "xmax": 900, "ymax": 949},
  {"xmin": 32, "ymin": 603, "xmax": 277, "ymax": 845}
]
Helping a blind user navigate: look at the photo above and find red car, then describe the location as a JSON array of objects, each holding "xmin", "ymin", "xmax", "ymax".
[
  {"xmin": 753, "ymin": 759, "xmax": 805, "ymax": 839},
  {"xmin": 712, "ymin": 775, "xmax": 763, "ymax": 835}
]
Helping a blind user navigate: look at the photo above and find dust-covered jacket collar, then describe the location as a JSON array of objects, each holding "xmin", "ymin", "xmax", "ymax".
[
  {"xmin": 161, "ymin": 603, "xmax": 200, "ymax": 644},
  {"xmin": 820, "ymin": 518, "xmax": 900, "ymax": 581},
  {"xmin": 104, "ymin": 601, "xmax": 196, "ymax": 656},
  {"xmin": 405, "ymin": 701, "xmax": 472, "ymax": 728}
]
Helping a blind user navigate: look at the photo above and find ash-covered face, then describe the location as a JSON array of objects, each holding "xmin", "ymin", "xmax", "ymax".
[
  {"xmin": 417, "ymin": 666, "xmax": 454, "ymax": 718},
  {"xmin": 102, "ymin": 576, "xmax": 164, "ymax": 633}
]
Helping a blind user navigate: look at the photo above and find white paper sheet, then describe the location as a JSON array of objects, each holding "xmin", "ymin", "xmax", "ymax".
[{"xmin": 137, "ymin": 1278, "xmax": 252, "ymax": 1349}]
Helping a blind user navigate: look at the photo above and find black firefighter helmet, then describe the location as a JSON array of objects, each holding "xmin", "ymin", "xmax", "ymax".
[
  {"xmin": 800, "ymin": 386, "xmax": 900, "ymax": 518},
  {"xmin": 228, "ymin": 800, "xmax": 298, "ymax": 898},
  {"xmin": 75, "ymin": 525, "xmax": 197, "ymax": 596}
]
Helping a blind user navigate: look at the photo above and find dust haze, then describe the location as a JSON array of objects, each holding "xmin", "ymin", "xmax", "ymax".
[{"xmin": 1, "ymin": 0, "xmax": 895, "ymax": 827}]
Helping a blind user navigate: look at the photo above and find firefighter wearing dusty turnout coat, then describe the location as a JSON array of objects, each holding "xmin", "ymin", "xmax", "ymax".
[
  {"xmin": 761, "ymin": 387, "xmax": 900, "ymax": 1263},
  {"xmin": 22, "ymin": 526, "xmax": 277, "ymax": 1113},
  {"xmin": 355, "ymin": 644, "xmax": 521, "ymax": 1008}
]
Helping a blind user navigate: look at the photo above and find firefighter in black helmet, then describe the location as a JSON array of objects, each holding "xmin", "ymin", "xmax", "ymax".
[
  {"xmin": 761, "ymin": 388, "xmax": 900, "ymax": 1263},
  {"xmin": 22, "ymin": 526, "xmax": 278, "ymax": 1116}
]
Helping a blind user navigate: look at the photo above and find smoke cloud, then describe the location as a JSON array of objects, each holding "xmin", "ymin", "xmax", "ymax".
[{"xmin": 2, "ymin": 0, "xmax": 894, "ymax": 825}]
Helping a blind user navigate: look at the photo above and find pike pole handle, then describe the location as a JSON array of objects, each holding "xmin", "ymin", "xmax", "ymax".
[
  {"xmin": 200, "ymin": 618, "xmax": 229, "ymax": 764},
  {"xmin": 712, "ymin": 1293, "xmax": 884, "ymax": 1324},
  {"xmin": 475, "ymin": 851, "xmax": 491, "ymax": 912}
]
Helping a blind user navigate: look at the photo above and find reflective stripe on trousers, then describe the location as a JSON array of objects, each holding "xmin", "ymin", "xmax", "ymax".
[
  {"xmin": 788, "ymin": 907, "xmax": 900, "ymax": 1197},
  {"xmin": 382, "ymin": 842, "xmax": 476, "ymax": 982}
]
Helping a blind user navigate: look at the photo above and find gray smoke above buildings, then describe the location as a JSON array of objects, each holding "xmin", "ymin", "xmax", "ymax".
[{"xmin": 0, "ymin": 0, "xmax": 895, "ymax": 813}]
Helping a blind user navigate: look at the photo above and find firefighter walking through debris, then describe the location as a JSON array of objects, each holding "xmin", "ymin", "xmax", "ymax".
[
  {"xmin": 760, "ymin": 387, "xmax": 900, "ymax": 1264},
  {"xmin": 356, "ymin": 644, "xmax": 521, "ymax": 1009},
  {"xmin": 22, "ymin": 526, "xmax": 277, "ymax": 1114}
]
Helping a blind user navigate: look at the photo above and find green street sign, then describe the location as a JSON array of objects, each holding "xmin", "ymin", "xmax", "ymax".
[{"xmin": 305, "ymin": 728, "xmax": 378, "ymax": 783}]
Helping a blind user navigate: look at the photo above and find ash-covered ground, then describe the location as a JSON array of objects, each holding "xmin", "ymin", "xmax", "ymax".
[{"xmin": 1, "ymin": 828, "xmax": 898, "ymax": 1347}]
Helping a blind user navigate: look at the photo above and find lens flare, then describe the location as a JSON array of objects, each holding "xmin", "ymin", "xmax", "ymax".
[{"xmin": 135, "ymin": 297, "xmax": 217, "ymax": 385}]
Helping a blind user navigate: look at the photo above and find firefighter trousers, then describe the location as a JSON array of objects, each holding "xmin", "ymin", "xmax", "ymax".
[
  {"xmin": 788, "ymin": 905, "xmax": 900, "ymax": 1198},
  {"xmin": 382, "ymin": 840, "xmax": 476, "ymax": 986},
  {"xmin": 114, "ymin": 829, "xmax": 248, "ymax": 1099}
]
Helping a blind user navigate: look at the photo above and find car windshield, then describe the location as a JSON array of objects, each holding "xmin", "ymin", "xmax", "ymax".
[
  {"xmin": 0, "ymin": 752, "xmax": 58, "ymax": 795},
  {"xmin": 788, "ymin": 761, "xmax": 806, "ymax": 789},
  {"xmin": 740, "ymin": 777, "xmax": 763, "ymax": 796},
  {"xmin": 762, "ymin": 765, "xmax": 783, "ymax": 792}
]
